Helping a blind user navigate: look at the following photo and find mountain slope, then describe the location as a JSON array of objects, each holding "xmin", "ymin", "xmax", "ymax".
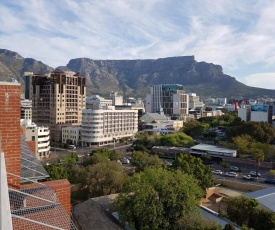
[
  {"xmin": 1, "ymin": 48, "xmax": 275, "ymax": 99},
  {"xmin": 0, "ymin": 49, "xmax": 53, "ymax": 85},
  {"xmin": 65, "ymin": 56, "xmax": 275, "ymax": 98}
]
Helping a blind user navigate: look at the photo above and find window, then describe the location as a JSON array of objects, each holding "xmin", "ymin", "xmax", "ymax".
[{"xmin": 32, "ymin": 136, "xmax": 35, "ymax": 141}]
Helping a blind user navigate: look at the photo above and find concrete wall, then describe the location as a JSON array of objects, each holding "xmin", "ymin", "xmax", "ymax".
[
  {"xmin": 223, "ymin": 157, "xmax": 274, "ymax": 169},
  {"xmin": 214, "ymin": 178, "xmax": 267, "ymax": 192}
]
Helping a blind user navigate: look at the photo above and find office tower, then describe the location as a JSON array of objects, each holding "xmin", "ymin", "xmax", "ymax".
[
  {"xmin": 145, "ymin": 84, "xmax": 189, "ymax": 119},
  {"xmin": 25, "ymin": 70, "xmax": 86, "ymax": 141}
]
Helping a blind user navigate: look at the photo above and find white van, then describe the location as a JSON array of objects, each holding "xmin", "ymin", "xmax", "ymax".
[{"xmin": 68, "ymin": 145, "xmax": 76, "ymax": 149}]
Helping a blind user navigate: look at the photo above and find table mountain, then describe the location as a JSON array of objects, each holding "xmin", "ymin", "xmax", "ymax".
[
  {"xmin": 1, "ymin": 48, "xmax": 274, "ymax": 99},
  {"xmin": 0, "ymin": 49, "xmax": 53, "ymax": 86}
]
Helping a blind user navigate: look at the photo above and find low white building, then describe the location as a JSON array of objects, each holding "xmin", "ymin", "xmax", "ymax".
[
  {"xmin": 21, "ymin": 119, "xmax": 50, "ymax": 159},
  {"xmin": 21, "ymin": 99, "xmax": 32, "ymax": 120},
  {"xmin": 81, "ymin": 107, "xmax": 138, "ymax": 146},
  {"xmin": 62, "ymin": 126, "xmax": 81, "ymax": 145},
  {"xmin": 140, "ymin": 113, "xmax": 169, "ymax": 123}
]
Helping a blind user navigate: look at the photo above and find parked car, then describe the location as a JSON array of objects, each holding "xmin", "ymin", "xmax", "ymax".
[
  {"xmin": 243, "ymin": 175, "xmax": 255, "ymax": 180},
  {"xmin": 226, "ymin": 172, "xmax": 238, "ymax": 177},
  {"xmin": 264, "ymin": 179, "xmax": 275, "ymax": 184},
  {"xmin": 250, "ymin": 171, "xmax": 261, "ymax": 177},
  {"xmin": 230, "ymin": 166, "xmax": 239, "ymax": 171},
  {"xmin": 120, "ymin": 158, "xmax": 130, "ymax": 164},
  {"xmin": 212, "ymin": 170, "xmax": 223, "ymax": 175}
]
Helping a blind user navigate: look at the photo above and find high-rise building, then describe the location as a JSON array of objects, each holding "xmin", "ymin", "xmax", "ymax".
[
  {"xmin": 25, "ymin": 70, "xmax": 86, "ymax": 141},
  {"xmin": 145, "ymin": 84, "xmax": 189, "ymax": 119}
]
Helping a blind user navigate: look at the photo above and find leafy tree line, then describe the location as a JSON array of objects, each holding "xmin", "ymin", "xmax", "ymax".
[{"xmin": 224, "ymin": 196, "xmax": 275, "ymax": 230}]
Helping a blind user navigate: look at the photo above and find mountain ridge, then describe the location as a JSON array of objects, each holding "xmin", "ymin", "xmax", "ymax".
[{"xmin": 0, "ymin": 48, "xmax": 274, "ymax": 99}]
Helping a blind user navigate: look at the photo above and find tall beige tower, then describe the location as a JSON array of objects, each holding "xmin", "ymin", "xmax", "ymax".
[{"xmin": 26, "ymin": 70, "xmax": 86, "ymax": 141}]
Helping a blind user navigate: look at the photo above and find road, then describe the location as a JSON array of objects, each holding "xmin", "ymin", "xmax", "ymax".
[
  {"xmin": 42, "ymin": 142, "xmax": 133, "ymax": 164},
  {"xmin": 211, "ymin": 162, "xmax": 275, "ymax": 186}
]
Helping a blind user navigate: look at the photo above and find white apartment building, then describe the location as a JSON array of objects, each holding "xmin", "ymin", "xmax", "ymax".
[
  {"xmin": 21, "ymin": 119, "xmax": 51, "ymax": 159},
  {"xmin": 188, "ymin": 93, "xmax": 204, "ymax": 109},
  {"xmin": 21, "ymin": 99, "xmax": 32, "ymax": 120},
  {"xmin": 62, "ymin": 126, "xmax": 81, "ymax": 145},
  {"xmin": 81, "ymin": 107, "xmax": 138, "ymax": 146}
]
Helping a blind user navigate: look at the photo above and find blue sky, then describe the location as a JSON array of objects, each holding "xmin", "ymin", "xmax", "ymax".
[{"xmin": 1, "ymin": 0, "xmax": 275, "ymax": 89}]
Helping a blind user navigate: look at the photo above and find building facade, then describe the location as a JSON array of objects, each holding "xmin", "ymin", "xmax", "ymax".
[
  {"xmin": 62, "ymin": 126, "xmax": 81, "ymax": 145},
  {"xmin": 81, "ymin": 107, "xmax": 138, "ymax": 146},
  {"xmin": 238, "ymin": 104, "xmax": 273, "ymax": 124},
  {"xmin": 86, "ymin": 95, "xmax": 113, "ymax": 109},
  {"xmin": 21, "ymin": 120, "xmax": 51, "ymax": 159},
  {"xmin": 25, "ymin": 70, "xmax": 86, "ymax": 141},
  {"xmin": 20, "ymin": 99, "xmax": 32, "ymax": 120},
  {"xmin": 145, "ymin": 84, "xmax": 189, "ymax": 119},
  {"xmin": 188, "ymin": 93, "xmax": 204, "ymax": 110}
]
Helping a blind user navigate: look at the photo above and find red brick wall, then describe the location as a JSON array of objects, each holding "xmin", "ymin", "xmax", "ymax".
[
  {"xmin": 26, "ymin": 140, "xmax": 36, "ymax": 156},
  {"xmin": 43, "ymin": 179, "xmax": 71, "ymax": 214},
  {"xmin": 0, "ymin": 83, "xmax": 21, "ymax": 188}
]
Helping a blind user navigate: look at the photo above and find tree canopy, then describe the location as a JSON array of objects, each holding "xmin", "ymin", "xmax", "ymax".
[
  {"xmin": 171, "ymin": 153, "xmax": 214, "ymax": 190},
  {"xmin": 131, "ymin": 150, "xmax": 165, "ymax": 172},
  {"xmin": 158, "ymin": 133, "xmax": 194, "ymax": 147},
  {"xmin": 228, "ymin": 121, "xmax": 275, "ymax": 144},
  {"xmin": 114, "ymin": 167, "xmax": 203, "ymax": 230},
  {"xmin": 224, "ymin": 196, "xmax": 275, "ymax": 230}
]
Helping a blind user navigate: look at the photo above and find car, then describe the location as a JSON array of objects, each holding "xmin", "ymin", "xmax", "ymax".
[
  {"xmin": 264, "ymin": 179, "xmax": 275, "ymax": 184},
  {"xmin": 250, "ymin": 171, "xmax": 261, "ymax": 177},
  {"xmin": 212, "ymin": 170, "xmax": 223, "ymax": 175},
  {"xmin": 230, "ymin": 166, "xmax": 239, "ymax": 171},
  {"xmin": 243, "ymin": 175, "xmax": 255, "ymax": 180},
  {"xmin": 225, "ymin": 172, "xmax": 238, "ymax": 177},
  {"xmin": 120, "ymin": 158, "xmax": 130, "ymax": 164}
]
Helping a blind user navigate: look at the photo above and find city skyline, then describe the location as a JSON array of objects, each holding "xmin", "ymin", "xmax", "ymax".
[{"xmin": 1, "ymin": 0, "xmax": 275, "ymax": 89}]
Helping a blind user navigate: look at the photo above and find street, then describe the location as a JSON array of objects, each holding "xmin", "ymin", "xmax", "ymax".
[{"xmin": 42, "ymin": 142, "xmax": 133, "ymax": 164}]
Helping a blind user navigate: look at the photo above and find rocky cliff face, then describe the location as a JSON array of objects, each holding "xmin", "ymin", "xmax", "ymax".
[
  {"xmin": 65, "ymin": 56, "xmax": 271, "ymax": 98},
  {"xmin": 1, "ymin": 48, "xmax": 275, "ymax": 99},
  {"xmin": 0, "ymin": 49, "xmax": 53, "ymax": 85}
]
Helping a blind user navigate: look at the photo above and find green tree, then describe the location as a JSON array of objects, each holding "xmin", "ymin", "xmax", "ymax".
[
  {"xmin": 158, "ymin": 133, "xmax": 194, "ymax": 147},
  {"xmin": 220, "ymin": 162, "xmax": 231, "ymax": 173},
  {"xmin": 171, "ymin": 153, "xmax": 214, "ymax": 190},
  {"xmin": 223, "ymin": 223, "xmax": 236, "ymax": 230},
  {"xmin": 82, "ymin": 154, "xmax": 110, "ymax": 166},
  {"xmin": 225, "ymin": 196, "xmax": 259, "ymax": 227},
  {"xmin": 109, "ymin": 150, "xmax": 124, "ymax": 161},
  {"xmin": 92, "ymin": 148, "xmax": 113, "ymax": 159},
  {"xmin": 131, "ymin": 151, "xmax": 164, "ymax": 172},
  {"xmin": 269, "ymin": 169, "xmax": 275, "ymax": 178},
  {"xmin": 84, "ymin": 161, "xmax": 127, "ymax": 197},
  {"xmin": 114, "ymin": 168, "xmax": 203, "ymax": 230},
  {"xmin": 250, "ymin": 208, "xmax": 275, "ymax": 230},
  {"xmin": 252, "ymin": 149, "xmax": 265, "ymax": 177},
  {"xmin": 183, "ymin": 119, "xmax": 209, "ymax": 137},
  {"xmin": 178, "ymin": 212, "xmax": 223, "ymax": 230},
  {"xmin": 44, "ymin": 162, "xmax": 69, "ymax": 180}
]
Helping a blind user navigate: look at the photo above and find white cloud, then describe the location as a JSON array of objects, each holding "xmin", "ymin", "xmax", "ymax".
[
  {"xmin": 1, "ymin": 0, "xmax": 275, "ymax": 89},
  {"xmin": 242, "ymin": 73, "xmax": 275, "ymax": 89}
]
